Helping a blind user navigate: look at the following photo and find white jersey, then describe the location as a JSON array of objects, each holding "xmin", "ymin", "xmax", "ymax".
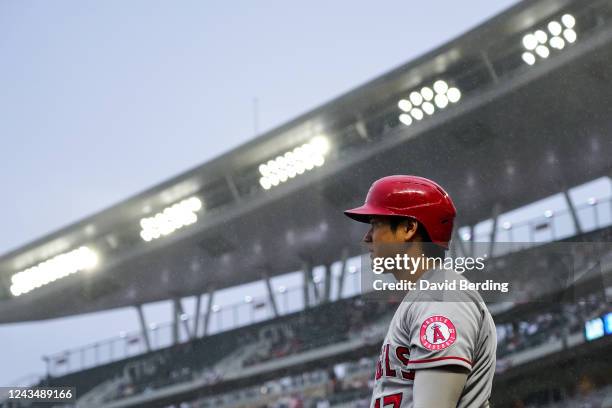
[{"xmin": 370, "ymin": 268, "xmax": 497, "ymax": 408}]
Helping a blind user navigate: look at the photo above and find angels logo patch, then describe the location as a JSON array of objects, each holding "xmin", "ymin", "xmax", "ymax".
[{"xmin": 419, "ymin": 315, "xmax": 457, "ymax": 351}]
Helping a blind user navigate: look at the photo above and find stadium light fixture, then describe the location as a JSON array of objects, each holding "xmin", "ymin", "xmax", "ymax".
[
  {"xmin": 139, "ymin": 196, "xmax": 203, "ymax": 242},
  {"xmin": 10, "ymin": 246, "xmax": 98, "ymax": 297},
  {"xmin": 258, "ymin": 136, "xmax": 330, "ymax": 190},
  {"xmin": 397, "ymin": 80, "xmax": 462, "ymax": 127},
  {"xmin": 522, "ymin": 14, "xmax": 577, "ymax": 66}
]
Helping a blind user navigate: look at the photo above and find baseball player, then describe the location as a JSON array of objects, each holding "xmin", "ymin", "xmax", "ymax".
[{"xmin": 344, "ymin": 175, "xmax": 496, "ymax": 408}]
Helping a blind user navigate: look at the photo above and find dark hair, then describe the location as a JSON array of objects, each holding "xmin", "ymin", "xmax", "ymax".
[{"xmin": 388, "ymin": 216, "xmax": 446, "ymax": 259}]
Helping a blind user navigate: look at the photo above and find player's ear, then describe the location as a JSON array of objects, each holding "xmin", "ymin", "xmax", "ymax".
[{"xmin": 402, "ymin": 219, "xmax": 419, "ymax": 242}]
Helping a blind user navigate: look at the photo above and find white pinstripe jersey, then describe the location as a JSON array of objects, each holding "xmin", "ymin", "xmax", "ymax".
[{"xmin": 370, "ymin": 268, "xmax": 497, "ymax": 408}]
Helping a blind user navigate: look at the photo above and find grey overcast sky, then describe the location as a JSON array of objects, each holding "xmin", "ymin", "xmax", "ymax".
[{"xmin": 0, "ymin": 0, "xmax": 520, "ymax": 386}]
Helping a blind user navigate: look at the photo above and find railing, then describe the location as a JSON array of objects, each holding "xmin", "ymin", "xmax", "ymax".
[
  {"xmin": 44, "ymin": 272, "xmax": 365, "ymax": 377},
  {"xmin": 464, "ymin": 196, "xmax": 611, "ymax": 258}
]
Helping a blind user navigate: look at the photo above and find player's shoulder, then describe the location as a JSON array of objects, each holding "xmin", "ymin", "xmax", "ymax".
[
  {"xmin": 408, "ymin": 268, "xmax": 489, "ymax": 321},
  {"xmin": 418, "ymin": 268, "xmax": 485, "ymax": 302}
]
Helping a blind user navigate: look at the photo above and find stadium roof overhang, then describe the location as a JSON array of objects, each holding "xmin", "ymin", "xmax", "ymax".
[{"xmin": 1, "ymin": 0, "xmax": 612, "ymax": 322}]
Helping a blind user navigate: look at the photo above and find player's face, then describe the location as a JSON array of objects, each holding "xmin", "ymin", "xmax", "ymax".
[{"xmin": 363, "ymin": 216, "xmax": 411, "ymax": 259}]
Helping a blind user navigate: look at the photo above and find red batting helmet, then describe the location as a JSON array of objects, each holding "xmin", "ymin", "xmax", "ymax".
[{"xmin": 344, "ymin": 175, "xmax": 456, "ymax": 249}]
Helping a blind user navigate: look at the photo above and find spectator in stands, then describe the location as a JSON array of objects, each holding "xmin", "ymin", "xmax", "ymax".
[{"xmin": 288, "ymin": 393, "xmax": 303, "ymax": 408}]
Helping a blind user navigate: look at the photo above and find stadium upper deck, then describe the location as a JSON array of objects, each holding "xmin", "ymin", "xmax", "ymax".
[{"xmin": 1, "ymin": 0, "xmax": 612, "ymax": 322}]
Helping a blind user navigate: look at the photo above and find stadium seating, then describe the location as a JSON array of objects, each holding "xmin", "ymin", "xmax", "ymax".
[{"xmin": 65, "ymin": 286, "xmax": 609, "ymax": 407}]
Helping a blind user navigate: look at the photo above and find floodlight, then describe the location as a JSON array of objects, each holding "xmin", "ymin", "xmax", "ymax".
[{"xmin": 258, "ymin": 136, "xmax": 330, "ymax": 190}]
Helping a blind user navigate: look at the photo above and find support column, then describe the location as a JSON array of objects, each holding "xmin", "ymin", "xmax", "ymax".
[
  {"xmin": 563, "ymin": 190, "xmax": 583, "ymax": 235},
  {"xmin": 311, "ymin": 267, "xmax": 320, "ymax": 305},
  {"xmin": 43, "ymin": 356, "xmax": 51, "ymax": 379},
  {"xmin": 480, "ymin": 50, "xmax": 499, "ymax": 83},
  {"xmin": 225, "ymin": 174, "xmax": 241, "ymax": 202},
  {"xmin": 336, "ymin": 248, "xmax": 349, "ymax": 300},
  {"xmin": 135, "ymin": 305, "xmax": 151, "ymax": 352},
  {"xmin": 263, "ymin": 273, "xmax": 279, "ymax": 317},
  {"xmin": 323, "ymin": 264, "xmax": 332, "ymax": 303},
  {"xmin": 175, "ymin": 298, "xmax": 193, "ymax": 340},
  {"xmin": 302, "ymin": 262, "xmax": 311, "ymax": 309},
  {"xmin": 172, "ymin": 299, "xmax": 180, "ymax": 345},
  {"xmin": 469, "ymin": 225, "xmax": 475, "ymax": 258},
  {"xmin": 193, "ymin": 294, "xmax": 203, "ymax": 339},
  {"xmin": 488, "ymin": 203, "xmax": 502, "ymax": 260},
  {"xmin": 202, "ymin": 288, "xmax": 215, "ymax": 336}
]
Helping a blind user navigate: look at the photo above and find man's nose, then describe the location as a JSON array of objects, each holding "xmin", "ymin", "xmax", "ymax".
[{"xmin": 363, "ymin": 228, "xmax": 373, "ymax": 243}]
